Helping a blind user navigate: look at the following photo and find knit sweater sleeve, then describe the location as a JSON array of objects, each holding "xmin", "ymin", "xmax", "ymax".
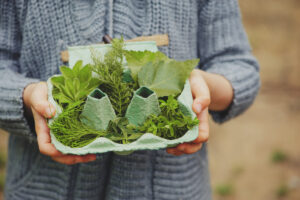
[
  {"xmin": 0, "ymin": 1, "xmax": 39, "ymax": 138},
  {"xmin": 198, "ymin": 0, "xmax": 260, "ymax": 123}
]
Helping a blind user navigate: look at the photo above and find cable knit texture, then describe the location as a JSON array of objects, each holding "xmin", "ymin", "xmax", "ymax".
[{"xmin": 0, "ymin": 0, "xmax": 260, "ymax": 199}]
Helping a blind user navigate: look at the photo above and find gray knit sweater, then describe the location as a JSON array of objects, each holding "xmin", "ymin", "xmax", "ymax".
[{"xmin": 0, "ymin": 0, "xmax": 260, "ymax": 199}]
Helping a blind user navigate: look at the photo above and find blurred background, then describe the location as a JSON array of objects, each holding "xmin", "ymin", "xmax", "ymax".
[
  {"xmin": 0, "ymin": 0, "xmax": 299, "ymax": 199},
  {"xmin": 209, "ymin": 0, "xmax": 300, "ymax": 199}
]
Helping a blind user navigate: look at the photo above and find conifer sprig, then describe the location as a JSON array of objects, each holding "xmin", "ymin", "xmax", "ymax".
[{"xmin": 90, "ymin": 38, "xmax": 134, "ymax": 116}]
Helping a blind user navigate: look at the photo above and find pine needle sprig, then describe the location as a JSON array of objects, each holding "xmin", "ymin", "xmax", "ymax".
[
  {"xmin": 90, "ymin": 38, "xmax": 134, "ymax": 116},
  {"xmin": 49, "ymin": 102, "xmax": 106, "ymax": 148}
]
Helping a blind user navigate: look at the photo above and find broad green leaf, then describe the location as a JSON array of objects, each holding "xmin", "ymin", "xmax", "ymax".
[
  {"xmin": 79, "ymin": 81, "xmax": 89, "ymax": 91},
  {"xmin": 60, "ymin": 66, "xmax": 74, "ymax": 79},
  {"xmin": 52, "ymin": 60, "xmax": 101, "ymax": 109},
  {"xmin": 78, "ymin": 64, "xmax": 92, "ymax": 83},
  {"xmin": 65, "ymin": 79, "xmax": 76, "ymax": 100},
  {"xmin": 124, "ymin": 50, "xmax": 168, "ymax": 77},
  {"xmin": 53, "ymin": 93, "xmax": 73, "ymax": 104},
  {"xmin": 138, "ymin": 58, "xmax": 199, "ymax": 97},
  {"xmin": 126, "ymin": 50, "xmax": 199, "ymax": 97},
  {"xmin": 88, "ymin": 78, "xmax": 101, "ymax": 89},
  {"xmin": 52, "ymin": 86, "xmax": 60, "ymax": 96},
  {"xmin": 51, "ymin": 76, "xmax": 65, "ymax": 87},
  {"xmin": 77, "ymin": 90, "xmax": 90, "ymax": 100},
  {"xmin": 73, "ymin": 78, "xmax": 80, "ymax": 98},
  {"xmin": 56, "ymin": 84, "xmax": 73, "ymax": 100},
  {"xmin": 72, "ymin": 60, "xmax": 83, "ymax": 75},
  {"xmin": 138, "ymin": 62, "xmax": 156, "ymax": 86}
]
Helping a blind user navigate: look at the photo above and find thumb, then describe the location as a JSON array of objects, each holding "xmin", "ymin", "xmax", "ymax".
[
  {"xmin": 189, "ymin": 69, "xmax": 211, "ymax": 114},
  {"xmin": 30, "ymin": 82, "xmax": 56, "ymax": 118}
]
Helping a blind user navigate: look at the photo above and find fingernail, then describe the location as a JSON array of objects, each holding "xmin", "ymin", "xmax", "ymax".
[{"xmin": 195, "ymin": 103, "xmax": 202, "ymax": 114}]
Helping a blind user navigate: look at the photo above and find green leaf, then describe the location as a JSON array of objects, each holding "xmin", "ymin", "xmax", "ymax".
[
  {"xmin": 52, "ymin": 86, "xmax": 60, "ymax": 97},
  {"xmin": 127, "ymin": 133, "xmax": 144, "ymax": 140},
  {"xmin": 73, "ymin": 78, "xmax": 80, "ymax": 99},
  {"xmin": 60, "ymin": 66, "xmax": 74, "ymax": 79},
  {"xmin": 138, "ymin": 96, "xmax": 198, "ymax": 139},
  {"xmin": 105, "ymin": 134, "xmax": 124, "ymax": 141},
  {"xmin": 89, "ymin": 39, "xmax": 134, "ymax": 116},
  {"xmin": 53, "ymin": 93, "xmax": 73, "ymax": 104},
  {"xmin": 124, "ymin": 50, "xmax": 168, "ymax": 77},
  {"xmin": 138, "ymin": 59, "xmax": 199, "ymax": 97},
  {"xmin": 126, "ymin": 50, "xmax": 199, "ymax": 97},
  {"xmin": 79, "ymin": 81, "xmax": 89, "ymax": 91},
  {"xmin": 72, "ymin": 60, "xmax": 83, "ymax": 75},
  {"xmin": 53, "ymin": 61, "xmax": 101, "ymax": 109},
  {"xmin": 65, "ymin": 79, "xmax": 76, "ymax": 100},
  {"xmin": 88, "ymin": 77, "xmax": 101, "ymax": 89},
  {"xmin": 78, "ymin": 64, "xmax": 92, "ymax": 82},
  {"xmin": 77, "ymin": 90, "xmax": 91, "ymax": 100},
  {"xmin": 51, "ymin": 76, "xmax": 65, "ymax": 87},
  {"xmin": 56, "ymin": 84, "xmax": 73, "ymax": 100}
]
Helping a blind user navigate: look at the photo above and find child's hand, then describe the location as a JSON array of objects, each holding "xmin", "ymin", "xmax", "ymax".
[
  {"xmin": 167, "ymin": 67, "xmax": 234, "ymax": 156},
  {"xmin": 167, "ymin": 69, "xmax": 210, "ymax": 155},
  {"xmin": 23, "ymin": 82, "xmax": 96, "ymax": 165}
]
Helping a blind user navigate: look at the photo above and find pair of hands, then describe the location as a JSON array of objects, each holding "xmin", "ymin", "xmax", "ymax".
[{"xmin": 23, "ymin": 69, "xmax": 211, "ymax": 165}]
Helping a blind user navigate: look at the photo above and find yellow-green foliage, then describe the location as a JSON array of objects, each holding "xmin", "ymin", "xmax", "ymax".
[{"xmin": 50, "ymin": 38, "xmax": 199, "ymax": 148}]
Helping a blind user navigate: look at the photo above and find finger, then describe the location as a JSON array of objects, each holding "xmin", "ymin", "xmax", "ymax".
[
  {"xmin": 174, "ymin": 109, "xmax": 209, "ymax": 154},
  {"xmin": 192, "ymin": 108, "xmax": 209, "ymax": 144},
  {"xmin": 189, "ymin": 69, "xmax": 210, "ymax": 114},
  {"xmin": 30, "ymin": 82, "xmax": 56, "ymax": 118},
  {"xmin": 52, "ymin": 155, "xmax": 96, "ymax": 165},
  {"xmin": 180, "ymin": 143, "xmax": 203, "ymax": 154},
  {"xmin": 174, "ymin": 142, "xmax": 203, "ymax": 154},
  {"xmin": 32, "ymin": 108, "xmax": 63, "ymax": 157},
  {"xmin": 173, "ymin": 152, "xmax": 184, "ymax": 156},
  {"xmin": 52, "ymin": 154, "xmax": 96, "ymax": 165},
  {"xmin": 166, "ymin": 148, "xmax": 184, "ymax": 156}
]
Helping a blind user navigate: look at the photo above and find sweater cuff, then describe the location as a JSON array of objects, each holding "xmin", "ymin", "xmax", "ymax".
[
  {"xmin": 204, "ymin": 62, "xmax": 260, "ymax": 123},
  {"xmin": 0, "ymin": 74, "xmax": 40, "ymax": 140}
]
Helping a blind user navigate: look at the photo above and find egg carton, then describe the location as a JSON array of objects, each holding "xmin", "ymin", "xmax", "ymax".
[{"xmin": 47, "ymin": 41, "xmax": 198, "ymax": 155}]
